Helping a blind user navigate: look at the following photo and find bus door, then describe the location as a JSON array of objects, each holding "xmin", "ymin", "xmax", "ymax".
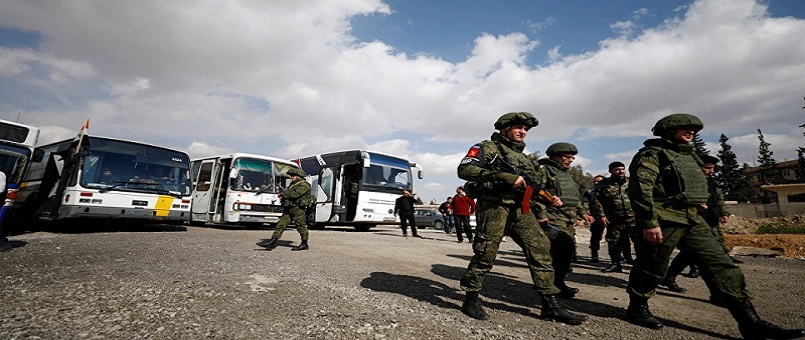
[
  {"xmin": 209, "ymin": 161, "xmax": 228, "ymax": 222},
  {"xmin": 191, "ymin": 160, "xmax": 216, "ymax": 217},
  {"xmin": 313, "ymin": 166, "xmax": 337, "ymax": 223},
  {"xmin": 342, "ymin": 163, "xmax": 361, "ymax": 221}
]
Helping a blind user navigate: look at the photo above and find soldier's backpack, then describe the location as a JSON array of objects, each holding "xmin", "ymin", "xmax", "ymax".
[{"xmin": 297, "ymin": 192, "xmax": 316, "ymax": 208}]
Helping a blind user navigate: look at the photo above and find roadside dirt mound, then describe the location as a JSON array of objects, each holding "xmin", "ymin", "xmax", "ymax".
[
  {"xmin": 725, "ymin": 234, "xmax": 805, "ymax": 259},
  {"xmin": 722, "ymin": 215, "xmax": 805, "ymax": 259}
]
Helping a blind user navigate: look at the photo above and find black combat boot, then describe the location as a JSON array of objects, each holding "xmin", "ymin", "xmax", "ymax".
[
  {"xmin": 727, "ymin": 300, "xmax": 805, "ymax": 340},
  {"xmin": 626, "ymin": 294, "xmax": 663, "ymax": 330},
  {"xmin": 658, "ymin": 277, "xmax": 687, "ymax": 293},
  {"xmin": 602, "ymin": 262, "xmax": 622, "ymax": 273},
  {"xmin": 256, "ymin": 238, "xmax": 279, "ymax": 250},
  {"xmin": 461, "ymin": 291, "xmax": 490, "ymax": 320},
  {"xmin": 291, "ymin": 241, "xmax": 309, "ymax": 251},
  {"xmin": 590, "ymin": 250, "xmax": 599, "ymax": 263},
  {"xmin": 540, "ymin": 294, "xmax": 587, "ymax": 325},
  {"xmin": 683, "ymin": 265, "xmax": 700, "ymax": 278}
]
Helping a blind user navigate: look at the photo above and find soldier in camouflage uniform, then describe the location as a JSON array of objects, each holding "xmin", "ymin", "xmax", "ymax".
[
  {"xmin": 590, "ymin": 161, "xmax": 635, "ymax": 273},
  {"xmin": 457, "ymin": 112, "xmax": 586, "ymax": 325},
  {"xmin": 534, "ymin": 142, "xmax": 594, "ymax": 298},
  {"xmin": 659, "ymin": 155, "xmax": 735, "ymax": 296},
  {"xmin": 585, "ymin": 175, "xmax": 605, "ymax": 263},
  {"xmin": 256, "ymin": 167, "xmax": 312, "ymax": 251},
  {"xmin": 625, "ymin": 113, "xmax": 804, "ymax": 339}
]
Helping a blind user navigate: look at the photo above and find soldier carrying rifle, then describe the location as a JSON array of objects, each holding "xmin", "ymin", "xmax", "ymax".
[{"xmin": 456, "ymin": 111, "xmax": 586, "ymax": 325}]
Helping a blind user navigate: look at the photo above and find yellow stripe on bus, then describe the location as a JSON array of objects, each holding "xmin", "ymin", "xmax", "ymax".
[{"xmin": 154, "ymin": 195, "xmax": 173, "ymax": 217}]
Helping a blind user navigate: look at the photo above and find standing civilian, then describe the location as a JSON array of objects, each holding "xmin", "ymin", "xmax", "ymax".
[
  {"xmin": 394, "ymin": 189, "xmax": 420, "ymax": 237},
  {"xmin": 451, "ymin": 186, "xmax": 476, "ymax": 243}
]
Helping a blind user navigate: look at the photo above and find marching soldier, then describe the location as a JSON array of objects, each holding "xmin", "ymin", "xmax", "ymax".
[
  {"xmin": 534, "ymin": 142, "xmax": 594, "ymax": 298},
  {"xmin": 457, "ymin": 112, "xmax": 586, "ymax": 325},
  {"xmin": 256, "ymin": 167, "xmax": 312, "ymax": 251},
  {"xmin": 590, "ymin": 161, "xmax": 635, "ymax": 273},
  {"xmin": 625, "ymin": 113, "xmax": 803, "ymax": 339}
]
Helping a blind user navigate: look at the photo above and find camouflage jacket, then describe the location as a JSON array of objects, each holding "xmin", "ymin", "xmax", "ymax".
[
  {"xmin": 458, "ymin": 132, "xmax": 543, "ymax": 205},
  {"xmin": 590, "ymin": 176, "xmax": 635, "ymax": 224},
  {"xmin": 280, "ymin": 177, "xmax": 312, "ymax": 207},
  {"xmin": 627, "ymin": 138, "xmax": 708, "ymax": 229},
  {"xmin": 534, "ymin": 158, "xmax": 588, "ymax": 222},
  {"xmin": 700, "ymin": 178, "xmax": 730, "ymax": 226}
]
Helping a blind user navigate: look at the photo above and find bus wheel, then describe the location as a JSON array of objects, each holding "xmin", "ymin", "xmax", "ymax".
[
  {"xmin": 306, "ymin": 210, "xmax": 325, "ymax": 230},
  {"xmin": 353, "ymin": 224, "xmax": 374, "ymax": 232}
]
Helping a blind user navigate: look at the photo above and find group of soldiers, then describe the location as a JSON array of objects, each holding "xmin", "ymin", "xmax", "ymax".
[{"xmin": 456, "ymin": 111, "xmax": 804, "ymax": 339}]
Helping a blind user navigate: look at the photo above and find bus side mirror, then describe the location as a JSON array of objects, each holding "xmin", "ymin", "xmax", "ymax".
[{"xmin": 32, "ymin": 149, "xmax": 45, "ymax": 162}]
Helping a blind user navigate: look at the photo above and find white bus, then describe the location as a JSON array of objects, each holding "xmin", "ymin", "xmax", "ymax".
[
  {"xmin": 13, "ymin": 135, "xmax": 192, "ymax": 224},
  {"xmin": 296, "ymin": 150, "xmax": 423, "ymax": 231},
  {"xmin": 0, "ymin": 119, "xmax": 40, "ymax": 223},
  {"xmin": 189, "ymin": 153, "xmax": 300, "ymax": 227}
]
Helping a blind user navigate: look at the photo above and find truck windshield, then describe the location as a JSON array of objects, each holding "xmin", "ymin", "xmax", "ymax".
[
  {"xmin": 79, "ymin": 138, "xmax": 191, "ymax": 196},
  {"xmin": 230, "ymin": 157, "xmax": 296, "ymax": 193}
]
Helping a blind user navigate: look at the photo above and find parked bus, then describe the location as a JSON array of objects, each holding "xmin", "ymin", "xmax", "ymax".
[
  {"xmin": 13, "ymin": 135, "xmax": 192, "ymax": 224},
  {"xmin": 296, "ymin": 150, "xmax": 423, "ymax": 230},
  {"xmin": 0, "ymin": 119, "xmax": 40, "ymax": 223},
  {"xmin": 189, "ymin": 153, "xmax": 300, "ymax": 227}
]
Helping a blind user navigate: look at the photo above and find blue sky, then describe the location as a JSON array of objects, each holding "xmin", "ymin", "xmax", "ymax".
[{"xmin": 1, "ymin": 0, "xmax": 804, "ymax": 203}]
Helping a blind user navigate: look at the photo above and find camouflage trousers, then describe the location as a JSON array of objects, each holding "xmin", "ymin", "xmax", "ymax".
[
  {"xmin": 605, "ymin": 221, "xmax": 634, "ymax": 262},
  {"xmin": 547, "ymin": 220, "xmax": 575, "ymax": 289},
  {"xmin": 628, "ymin": 220, "xmax": 750, "ymax": 303},
  {"xmin": 460, "ymin": 200, "xmax": 559, "ymax": 295},
  {"xmin": 272, "ymin": 206, "xmax": 309, "ymax": 241}
]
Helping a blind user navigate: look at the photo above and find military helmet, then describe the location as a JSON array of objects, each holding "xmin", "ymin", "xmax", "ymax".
[
  {"xmin": 494, "ymin": 112, "xmax": 539, "ymax": 130},
  {"xmin": 287, "ymin": 167, "xmax": 306, "ymax": 177},
  {"xmin": 651, "ymin": 113, "xmax": 704, "ymax": 136},
  {"xmin": 545, "ymin": 142, "xmax": 578, "ymax": 156}
]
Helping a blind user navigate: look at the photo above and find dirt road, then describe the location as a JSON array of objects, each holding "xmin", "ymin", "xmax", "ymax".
[{"xmin": 1, "ymin": 224, "xmax": 803, "ymax": 339}]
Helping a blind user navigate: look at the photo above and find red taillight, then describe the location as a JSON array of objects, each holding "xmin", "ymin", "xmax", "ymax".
[
  {"xmin": 181, "ymin": 199, "xmax": 190, "ymax": 204},
  {"xmin": 80, "ymin": 192, "xmax": 93, "ymax": 197}
]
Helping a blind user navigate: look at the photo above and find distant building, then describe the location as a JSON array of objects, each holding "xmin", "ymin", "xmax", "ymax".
[{"xmin": 743, "ymin": 159, "xmax": 803, "ymax": 203}]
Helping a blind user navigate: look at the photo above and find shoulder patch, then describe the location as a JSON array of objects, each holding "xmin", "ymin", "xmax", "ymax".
[{"xmin": 465, "ymin": 145, "xmax": 480, "ymax": 158}]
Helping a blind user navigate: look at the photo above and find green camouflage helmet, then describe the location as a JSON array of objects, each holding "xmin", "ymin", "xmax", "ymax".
[
  {"xmin": 494, "ymin": 112, "xmax": 539, "ymax": 130},
  {"xmin": 652, "ymin": 113, "xmax": 704, "ymax": 136},
  {"xmin": 545, "ymin": 142, "xmax": 578, "ymax": 156},
  {"xmin": 287, "ymin": 167, "xmax": 306, "ymax": 177}
]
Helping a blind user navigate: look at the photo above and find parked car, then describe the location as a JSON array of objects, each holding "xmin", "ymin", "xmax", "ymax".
[
  {"xmin": 414, "ymin": 209, "xmax": 445, "ymax": 230},
  {"xmin": 414, "ymin": 209, "xmax": 477, "ymax": 230}
]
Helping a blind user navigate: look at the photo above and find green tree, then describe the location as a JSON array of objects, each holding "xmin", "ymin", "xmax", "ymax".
[
  {"xmin": 716, "ymin": 134, "xmax": 753, "ymax": 202},
  {"xmin": 692, "ymin": 132, "xmax": 711, "ymax": 158},
  {"xmin": 756, "ymin": 129, "xmax": 781, "ymax": 184}
]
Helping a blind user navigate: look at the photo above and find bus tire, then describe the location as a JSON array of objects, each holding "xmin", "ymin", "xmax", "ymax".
[{"xmin": 306, "ymin": 209, "xmax": 325, "ymax": 230}]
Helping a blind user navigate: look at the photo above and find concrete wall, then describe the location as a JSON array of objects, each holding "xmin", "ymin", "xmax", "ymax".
[{"xmin": 727, "ymin": 202, "xmax": 805, "ymax": 218}]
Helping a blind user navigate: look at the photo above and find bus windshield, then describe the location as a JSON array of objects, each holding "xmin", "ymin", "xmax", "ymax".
[
  {"xmin": 0, "ymin": 144, "xmax": 32, "ymax": 183},
  {"xmin": 79, "ymin": 138, "xmax": 191, "ymax": 196},
  {"xmin": 230, "ymin": 157, "xmax": 296, "ymax": 193},
  {"xmin": 361, "ymin": 153, "xmax": 412, "ymax": 191}
]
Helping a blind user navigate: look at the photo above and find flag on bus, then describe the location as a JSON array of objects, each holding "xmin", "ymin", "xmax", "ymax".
[{"xmin": 75, "ymin": 118, "xmax": 90, "ymax": 140}]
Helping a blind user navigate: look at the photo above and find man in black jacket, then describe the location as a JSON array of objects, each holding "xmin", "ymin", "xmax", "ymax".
[{"xmin": 394, "ymin": 189, "xmax": 420, "ymax": 237}]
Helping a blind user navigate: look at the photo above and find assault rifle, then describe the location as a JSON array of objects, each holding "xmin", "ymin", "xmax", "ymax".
[{"xmin": 489, "ymin": 155, "xmax": 557, "ymax": 214}]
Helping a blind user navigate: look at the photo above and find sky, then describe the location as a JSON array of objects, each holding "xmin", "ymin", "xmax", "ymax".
[{"xmin": 1, "ymin": 0, "xmax": 804, "ymax": 204}]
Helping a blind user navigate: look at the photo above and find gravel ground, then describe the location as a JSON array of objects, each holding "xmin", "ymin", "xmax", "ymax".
[{"xmin": 1, "ymin": 223, "xmax": 803, "ymax": 339}]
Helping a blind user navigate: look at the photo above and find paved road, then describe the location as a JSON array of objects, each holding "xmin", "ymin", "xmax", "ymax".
[{"xmin": 1, "ymin": 223, "xmax": 803, "ymax": 339}]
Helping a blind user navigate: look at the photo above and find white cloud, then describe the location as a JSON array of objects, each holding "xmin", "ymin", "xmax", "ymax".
[{"xmin": 0, "ymin": 0, "xmax": 803, "ymax": 201}]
